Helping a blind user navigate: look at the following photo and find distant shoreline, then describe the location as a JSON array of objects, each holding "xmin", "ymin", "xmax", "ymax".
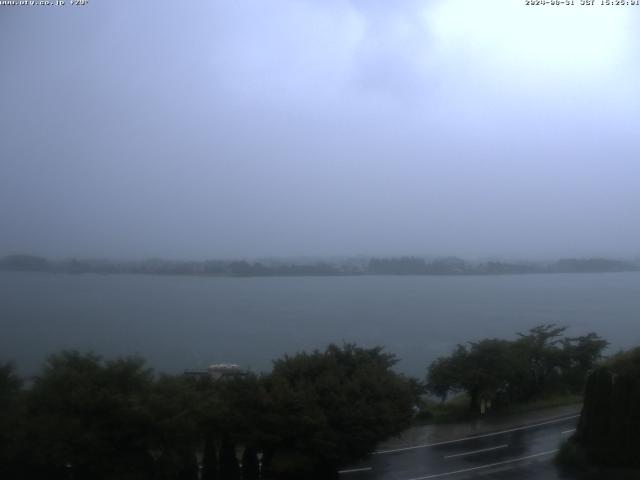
[{"xmin": 2, "ymin": 254, "xmax": 638, "ymax": 278}]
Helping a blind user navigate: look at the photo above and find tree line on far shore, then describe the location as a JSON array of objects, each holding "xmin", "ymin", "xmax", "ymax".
[{"xmin": 1, "ymin": 253, "xmax": 638, "ymax": 277}]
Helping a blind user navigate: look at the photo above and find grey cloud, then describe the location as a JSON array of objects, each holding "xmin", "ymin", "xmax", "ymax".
[{"xmin": 1, "ymin": 0, "xmax": 639, "ymax": 259}]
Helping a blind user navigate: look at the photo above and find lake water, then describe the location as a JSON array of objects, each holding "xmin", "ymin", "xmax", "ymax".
[{"xmin": 1, "ymin": 271, "xmax": 639, "ymax": 378}]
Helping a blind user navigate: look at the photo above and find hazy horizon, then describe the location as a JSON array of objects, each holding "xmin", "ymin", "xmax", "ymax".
[
  {"xmin": 3, "ymin": 1, "xmax": 640, "ymax": 260},
  {"xmin": 2, "ymin": 251, "xmax": 639, "ymax": 265}
]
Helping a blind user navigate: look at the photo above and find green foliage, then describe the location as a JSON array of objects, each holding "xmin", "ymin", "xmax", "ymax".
[
  {"xmin": 418, "ymin": 394, "xmax": 472, "ymax": 424},
  {"xmin": 6, "ymin": 334, "xmax": 604, "ymax": 478},
  {"xmin": 262, "ymin": 344, "xmax": 418, "ymax": 476},
  {"xmin": 24, "ymin": 351, "xmax": 154, "ymax": 479},
  {"xmin": 146, "ymin": 375, "xmax": 200, "ymax": 452},
  {"xmin": 216, "ymin": 374, "xmax": 267, "ymax": 445},
  {"xmin": 426, "ymin": 325, "xmax": 608, "ymax": 413},
  {"xmin": 1, "ymin": 344, "xmax": 419, "ymax": 479},
  {"xmin": 426, "ymin": 356, "xmax": 456, "ymax": 402},
  {"xmin": 573, "ymin": 346, "xmax": 640, "ymax": 469},
  {"xmin": 0, "ymin": 362, "xmax": 22, "ymax": 407},
  {"xmin": 0, "ymin": 362, "xmax": 23, "ymax": 478},
  {"xmin": 608, "ymin": 346, "xmax": 640, "ymax": 377}
]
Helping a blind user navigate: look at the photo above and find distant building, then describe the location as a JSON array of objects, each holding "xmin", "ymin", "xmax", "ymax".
[{"xmin": 183, "ymin": 363, "xmax": 248, "ymax": 380}]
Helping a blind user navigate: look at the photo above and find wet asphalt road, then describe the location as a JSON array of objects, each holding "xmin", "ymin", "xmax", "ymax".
[{"xmin": 338, "ymin": 415, "xmax": 580, "ymax": 480}]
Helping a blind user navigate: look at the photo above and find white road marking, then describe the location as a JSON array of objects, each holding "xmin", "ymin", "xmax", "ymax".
[
  {"xmin": 374, "ymin": 414, "xmax": 579, "ymax": 455},
  {"xmin": 338, "ymin": 466, "xmax": 373, "ymax": 474},
  {"xmin": 443, "ymin": 444, "xmax": 508, "ymax": 459},
  {"xmin": 405, "ymin": 449, "xmax": 558, "ymax": 480},
  {"xmin": 561, "ymin": 429, "xmax": 576, "ymax": 434}
]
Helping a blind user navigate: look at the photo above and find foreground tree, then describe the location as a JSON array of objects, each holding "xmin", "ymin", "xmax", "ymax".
[
  {"xmin": 559, "ymin": 333, "xmax": 610, "ymax": 392},
  {"xmin": 427, "ymin": 340, "xmax": 517, "ymax": 411},
  {"xmin": 146, "ymin": 375, "xmax": 204, "ymax": 480},
  {"xmin": 0, "ymin": 363, "xmax": 23, "ymax": 479},
  {"xmin": 23, "ymin": 351, "xmax": 154, "ymax": 480},
  {"xmin": 427, "ymin": 325, "xmax": 608, "ymax": 413},
  {"xmin": 262, "ymin": 344, "xmax": 418, "ymax": 479},
  {"xmin": 1, "ymin": 345, "xmax": 422, "ymax": 479},
  {"xmin": 514, "ymin": 324, "xmax": 569, "ymax": 398},
  {"xmin": 200, "ymin": 433, "xmax": 219, "ymax": 480},
  {"xmin": 568, "ymin": 347, "xmax": 640, "ymax": 468}
]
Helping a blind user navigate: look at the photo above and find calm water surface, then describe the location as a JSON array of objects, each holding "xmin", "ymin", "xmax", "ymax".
[{"xmin": 1, "ymin": 271, "xmax": 639, "ymax": 377}]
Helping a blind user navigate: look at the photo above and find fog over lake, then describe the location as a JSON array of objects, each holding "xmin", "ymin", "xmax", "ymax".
[
  {"xmin": 3, "ymin": 271, "xmax": 639, "ymax": 378},
  {"xmin": 3, "ymin": 2, "xmax": 640, "ymax": 261}
]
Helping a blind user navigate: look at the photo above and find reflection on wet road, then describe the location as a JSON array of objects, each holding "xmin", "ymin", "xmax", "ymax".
[{"xmin": 339, "ymin": 415, "xmax": 580, "ymax": 480}]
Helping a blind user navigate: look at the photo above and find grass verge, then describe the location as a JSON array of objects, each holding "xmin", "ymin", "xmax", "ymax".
[{"xmin": 414, "ymin": 393, "xmax": 583, "ymax": 426}]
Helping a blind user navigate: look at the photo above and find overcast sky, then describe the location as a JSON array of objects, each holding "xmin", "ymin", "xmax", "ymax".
[{"xmin": 2, "ymin": 0, "xmax": 640, "ymax": 260}]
